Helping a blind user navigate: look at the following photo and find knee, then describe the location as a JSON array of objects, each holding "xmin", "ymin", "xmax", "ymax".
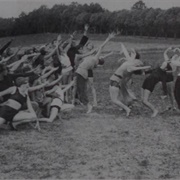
[
  {"xmin": 111, "ymin": 98, "xmax": 118, "ymax": 104},
  {"xmin": 0, "ymin": 117, "xmax": 5, "ymax": 125},
  {"xmin": 142, "ymin": 99, "xmax": 148, "ymax": 104},
  {"xmin": 32, "ymin": 113, "xmax": 37, "ymax": 119}
]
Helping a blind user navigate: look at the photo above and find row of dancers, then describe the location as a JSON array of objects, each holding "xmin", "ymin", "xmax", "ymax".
[{"xmin": 0, "ymin": 24, "xmax": 180, "ymax": 131}]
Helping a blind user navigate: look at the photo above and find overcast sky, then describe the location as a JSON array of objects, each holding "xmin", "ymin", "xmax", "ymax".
[{"xmin": 0, "ymin": 0, "xmax": 180, "ymax": 18}]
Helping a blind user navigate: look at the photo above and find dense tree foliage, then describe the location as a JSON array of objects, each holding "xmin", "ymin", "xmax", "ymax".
[{"xmin": 0, "ymin": 2, "xmax": 180, "ymax": 38}]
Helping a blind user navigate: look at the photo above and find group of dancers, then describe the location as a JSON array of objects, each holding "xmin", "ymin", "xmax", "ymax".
[{"xmin": 0, "ymin": 24, "xmax": 180, "ymax": 131}]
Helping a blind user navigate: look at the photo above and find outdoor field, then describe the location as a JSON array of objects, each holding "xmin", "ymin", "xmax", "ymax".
[{"xmin": 0, "ymin": 34, "xmax": 180, "ymax": 179}]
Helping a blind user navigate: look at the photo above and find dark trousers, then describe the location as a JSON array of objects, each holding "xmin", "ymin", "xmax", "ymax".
[{"xmin": 76, "ymin": 73, "xmax": 88, "ymax": 105}]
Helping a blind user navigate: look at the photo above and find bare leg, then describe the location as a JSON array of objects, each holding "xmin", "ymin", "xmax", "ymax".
[
  {"xmin": 0, "ymin": 117, "xmax": 8, "ymax": 129},
  {"xmin": 87, "ymin": 103, "xmax": 93, "ymax": 114},
  {"xmin": 141, "ymin": 88, "xmax": 158, "ymax": 117},
  {"xmin": 88, "ymin": 77, "xmax": 97, "ymax": 107},
  {"xmin": 12, "ymin": 111, "xmax": 37, "ymax": 127},
  {"xmin": 0, "ymin": 117, "xmax": 6, "ymax": 125},
  {"xmin": 167, "ymin": 82, "xmax": 176, "ymax": 109},
  {"xmin": 38, "ymin": 107, "xmax": 59, "ymax": 123},
  {"xmin": 110, "ymin": 86, "xmax": 131, "ymax": 116}
]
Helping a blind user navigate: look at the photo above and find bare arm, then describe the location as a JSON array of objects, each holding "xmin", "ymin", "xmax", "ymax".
[
  {"xmin": 8, "ymin": 59, "xmax": 25, "ymax": 72},
  {"xmin": 45, "ymin": 86, "xmax": 57, "ymax": 95},
  {"xmin": 95, "ymin": 32, "xmax": 117, "ymax": 60},
  {"xmin": 164, "ymin": 47, "xmax": 172, "ymax": 62},
  {"xmin": 0, "ymin": 86, "xmax": 15, "ymax": 97},
  {"xmin": 63, "ymin": 37, "xmax": 73, "ymax": 53},
  {"xmin": 28, "ymin": 82, "xmax": 47, "ymax": 92},
  {"xmin": 127, "ymin": 66, "xmax": 151, "ymax": 72},
  {"xmin": 41, "ymin": 67, "xmax": 59, "ymax": 79},
  {"xmin": 121, "ymin": 43, "xmax": 132, "ymax": 61},
  {"xmin": 62, "ymin": 80, "xmax": 74, "ymax": 93},
  {"xmin": 75, "ymin": 48, "xmax": 98, "ymax": 60},
  {"xmin": 45, "ymin": 75, "xmax": 62, "ymax": 88},
  {"xmin": 100, "ymin": 51, "xmax": 114, "ymax": 59},
  {"xmin": 0, "ymin": 47, "xmax": 21, "ymax": 64},
  {"xmin": 83, "ymin": 24, "xmax": 89, "ymax": 36}
]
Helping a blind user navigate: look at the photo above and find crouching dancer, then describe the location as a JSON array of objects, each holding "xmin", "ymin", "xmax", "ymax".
[{"xmin": 0, "ymin": 77, "xmax": 37, "ymax": 130}]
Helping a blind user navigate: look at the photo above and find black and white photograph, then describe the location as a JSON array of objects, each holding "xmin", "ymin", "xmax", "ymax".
[{"xmin": 0, "ymin": 0, "xmax": 180, "ymax": 179}]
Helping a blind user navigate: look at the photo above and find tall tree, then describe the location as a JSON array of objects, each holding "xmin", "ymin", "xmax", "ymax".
[{"xmin": 131, "ymin": 0, "xmax": 147, "ymax": 10}]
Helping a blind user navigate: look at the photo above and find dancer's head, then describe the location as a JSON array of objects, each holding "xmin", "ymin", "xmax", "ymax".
[
  {"xmin": 98, "ymin": 58, "xmax": 105, "ymax": 65},
  {"xmin": 15, "ymin": 77, "xmax": 29, "ymax": 92}
]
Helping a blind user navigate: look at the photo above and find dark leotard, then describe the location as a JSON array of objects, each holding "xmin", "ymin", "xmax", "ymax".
[
  {"xmin": 0, "ymin": 88, "xmax": 27, "ymax": 123},
  {"xmin": 142, "ymin": 67, "xmax": 167, "ymax": 94}
]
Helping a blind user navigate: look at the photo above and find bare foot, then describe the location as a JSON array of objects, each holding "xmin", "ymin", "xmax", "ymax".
[
  {"xmin": 93, "ymin": 101, "xmax": 97, "ymax": 107},
  {"xmin": 151, "ymin": 110, "xmax": 158, "ymax": 118},
  {"xmin": 87, "ymin": 104, "xmax": 93, "ymax": 114},
  {"xmin": 126, "ymin": 108, "xmax": 131, "ymax": 117}
]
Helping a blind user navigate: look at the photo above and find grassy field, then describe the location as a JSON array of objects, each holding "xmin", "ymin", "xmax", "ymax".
[{"xmin": 0, "ymin": 34, "xmax": 180, "ymax": 179}]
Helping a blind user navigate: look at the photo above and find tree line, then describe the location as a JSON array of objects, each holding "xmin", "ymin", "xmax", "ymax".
[{"xmin": 0, "ymin": 1, "xmax": 180, "ymax": 38}]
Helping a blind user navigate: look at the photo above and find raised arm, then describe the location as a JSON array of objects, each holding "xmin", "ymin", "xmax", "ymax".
[
  {"xmin": 164, "ymin": 47, "xmax": 172, "ymax": 62},
  {"xmin": 63, "ymin": 35, "xmax": 73, "ymax": 53},
  {"xmin": 75, "ymin": 48, "xmax": 98, "ymax": 60},
  {"xmin": 83, "ymin": 24, "xmax": 89, "ymax": 36},
  {"xmin": 0, "ymin": 39, "xmax": 13, "ymax": 55},
  {"xmin": 173, "ymin": 47, "xmax": 180, "ymax": 53},
  {"xmin": 45, "ymin": 75, "xmax": 62, "ymax": 88},
  {"xmin": 62, "ymin": 80, "xmax": 74, "ymax": 93},
  {"xmin": 0, "ymin": 47, "xmax": 21, "ymax": 64},
  {"xmin": 95, "ymin": 32, "xmax": 117, "ymax": 59},
  {"xmin": 8, "ymin": 59, "xmax": 25, "ymax": 72},
  {"xmin": 41, "ymin": 67, "xmax": 59, "ymax": 79},
  {"xmin": 28, "ymin": 82, "xmax": 48, "ymax": 92},
  {"xmin": 121, "ymin": 43, "xmax": 132, "ymax": 61}
]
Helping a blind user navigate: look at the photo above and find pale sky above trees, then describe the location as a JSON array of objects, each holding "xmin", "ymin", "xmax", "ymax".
[{"xmin": 0, "ymin": 0, "xmax": 179, "ymax": 18}]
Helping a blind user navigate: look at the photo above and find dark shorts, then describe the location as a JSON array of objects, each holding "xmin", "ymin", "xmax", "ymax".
[
  {"xmin": 166, "ymin": 74, "xmax": 173, "ymax": 83},
  {"xmin": 142, "ymin": 76, "xmax": 158, "ymax": 92},
  {"xmin": 174, "ymin": 76, "xmax": 180, "ymax": 108},
  {"xmin": 50, "ymin": 98, "xmax": 63, "ymax": 112},
  {"xmin": 88, "ymin": 69, "xmax": 93, "ymax": 78},
  {"xmin": 110, "ymin": 80, "xmax": 120, "ymax": 88},
  {"xmin": 0, "ymin": 105, "xmax": 19, "ymax": 123},
  {"xmin": 76, "ymin": 73, "xmax": 88, "ymax": 105}
]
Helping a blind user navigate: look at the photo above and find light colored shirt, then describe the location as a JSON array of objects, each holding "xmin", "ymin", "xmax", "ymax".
[{"xmin": 76, "ymin": 56, "xmax": 98, "ymax": 79}]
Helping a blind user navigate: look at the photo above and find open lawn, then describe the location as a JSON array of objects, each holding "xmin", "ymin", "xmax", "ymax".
[{"xmin": 0, "ymin": 34, "xmax": 180, "ymax": 179}]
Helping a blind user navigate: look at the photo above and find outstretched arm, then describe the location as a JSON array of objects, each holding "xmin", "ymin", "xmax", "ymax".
[
  {"xmin": 100, "ymin": 51, "xmax": 114, "ymax": 59},
  {"xmin": 0, "ymin": 47, "xmax": 21, "ymax": 64},
  {"xmin": 0, "ymin": 39, "xmax": 13, "ymax": 55},
  {"xmin": 75, "ymin": 48, "xmax": 98, "ymax": 60},
  {"xmin": 41, "ymin": 67, "xmax": 59, "ymax": 79},
  {"xmin": 173, "ymin": 47, "xmax": 180, "ymax": 53},
  {"xmin": 127, "ymin": 65, "xmax": 151, "ymax": 72},
  {"xmin": 28, "ymin": 82, "xmax": 48, "ymax": 92},
  {"xmin": 95, "ymin": 32, "xmax": 117, "ymax": 60},
  {"xmin": 0, "ymin": 86, "xmax": 15, "ymax": 97},
  {"xmin": 121, "ymin": 43, "xmax": 132, "ymax": 61},
  {"xmin": 45, "ymin": 75, "xmax": 62, "ymax": 88},
  {"xmin": 62, "ymin": 80, "xmax": 74, "ymax": 93}
]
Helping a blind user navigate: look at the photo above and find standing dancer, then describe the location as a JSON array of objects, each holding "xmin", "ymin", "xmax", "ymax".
[
  {"xmin": 170, "ymin": 53, "xmax": 180, "ymax": 109},
  {"xmin": 161, "ymin": 47, "xmax": 177, "ymax": 111},
  {"xmin": 76, "ymin": 32, "xmax": 117, "ymax": 113},
  {"xmin": 110, "ymin": 57, "xmax": 150, "ymax": 116},
  {"xmin": 141, "ymin": 63, "xmax": 169, "ymax": 117}
]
